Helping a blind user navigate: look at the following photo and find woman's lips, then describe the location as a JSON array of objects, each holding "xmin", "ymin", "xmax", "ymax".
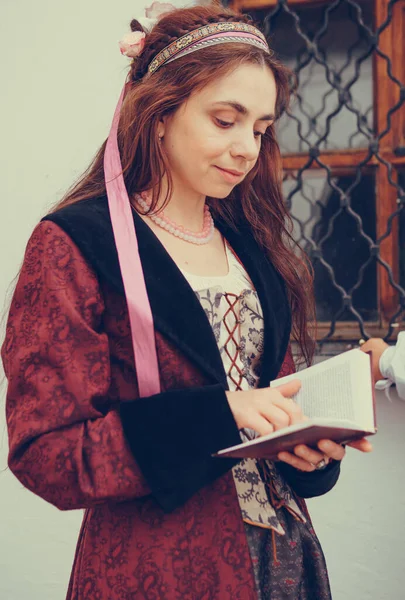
[{"xmin": 214, "ymin": 166, "xmax": 245, "ymax": 183}]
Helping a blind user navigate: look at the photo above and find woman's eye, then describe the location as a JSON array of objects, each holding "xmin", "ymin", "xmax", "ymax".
[
  {"xmin": 215, "ymin": 118, "xmax": 266, "ymax": 138},
  {"xmin": 215, "ymin": 118, "xmax": 233, "ymax": 128},
  {"xmin": 255, "ymin": 128, "xmax": 269, "ymax": 138}
]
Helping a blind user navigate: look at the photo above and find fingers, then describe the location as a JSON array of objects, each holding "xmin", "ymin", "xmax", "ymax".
[
  {"xmin": 225, "ymin": 385, "xmax": 306, "ymax": 437},
  {"xmin": 278, "ymin": 438, "xmax": 371, "ymax": 472},
  {"xmin": 267, "ymin": 382, "xmax": 304, "ymax": 428},
  {"xmin": 317, "ymin": 440, "xmax": 346, "ymax": 461},
  {"xmin": 294, "ymin": 444, "xmax": 326, "ymax": 465},
  {"xmin": 273, "ymin": 379, "xmax": 302, "ymax": 398},
  {"xmin": 278, "ymin": 440, "xmax": 347, "ymax": 471},
  {"xmin": 270, "ymin": 396, "xmax": 304, "ymax": 426},
  {"xmin": 245, "ymin": 415, "xmax": 275, "ymax": 437},
  {"xmin": 257, "ymin": 403, "xmax": 291, "ymax": 431},
  {"xmin": 346, "ymin": 438, "xmax": 373, "ymax": 452},
  {"xmin": 277, "ymin": 450, "xmax": 318, "ymax": 472},
  {"xmin": 242, "ymin": 401, "xmax": 302, "ymax": 436},
  {"xmin": 259, "ymin": 389, "xmax": 306, "ymax": 430}
]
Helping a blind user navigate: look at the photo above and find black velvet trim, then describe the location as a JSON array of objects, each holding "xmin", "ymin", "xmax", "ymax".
[
  {"xmin": 43, "ymin": 200, "xmax": 227, "ymax": 386},
  {"xmin": 277, "ymin": 460, "xmax": 341, "ymax": 499},
  {"xmin": 119, "ymin": 384, "xmax": 242, "ymax": 512}
]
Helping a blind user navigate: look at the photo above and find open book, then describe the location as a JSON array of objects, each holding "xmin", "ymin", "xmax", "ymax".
[{"xmin": 216, "ymin": 349, "xmax": 377, "ymax": 460}]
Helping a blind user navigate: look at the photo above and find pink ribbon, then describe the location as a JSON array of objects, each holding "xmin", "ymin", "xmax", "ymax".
[{"xmin": 104, "ymin": 84, "xmax": 161, "ymax": 397}]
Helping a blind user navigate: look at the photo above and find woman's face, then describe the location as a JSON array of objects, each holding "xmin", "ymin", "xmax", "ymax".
[{"xmin": 159, "ymin": 62, "xmax": 277, "ymax": 202}]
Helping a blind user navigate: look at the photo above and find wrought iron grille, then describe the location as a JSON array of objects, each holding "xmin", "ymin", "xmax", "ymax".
[{"xmin": 229, "ymin": 0, "xmax": 405, "ymax": 343}]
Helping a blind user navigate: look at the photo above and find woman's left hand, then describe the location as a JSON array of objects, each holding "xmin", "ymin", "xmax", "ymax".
[{"xmin": 277, "ymin": 437, "xmax": 373, "ymax": 472}]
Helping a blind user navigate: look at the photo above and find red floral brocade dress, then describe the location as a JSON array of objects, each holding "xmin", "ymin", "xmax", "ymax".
[{"xmin": 2, "ymin": 198, "xmax": 340, "ymax": 599}]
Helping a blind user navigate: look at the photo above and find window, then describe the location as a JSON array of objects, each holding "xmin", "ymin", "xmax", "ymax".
[{"xmin": 232, "ymin": 0, "xmax": 405, "ymax": 340}]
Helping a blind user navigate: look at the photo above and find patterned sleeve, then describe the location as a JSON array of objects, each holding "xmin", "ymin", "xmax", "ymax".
[
  {"xmin": 1, "ymin": 221, "xmax": 152, "ymax": 510},
  {"xmin": 2, "ymin": 221, "xmax": 242, "ymax": 513}
]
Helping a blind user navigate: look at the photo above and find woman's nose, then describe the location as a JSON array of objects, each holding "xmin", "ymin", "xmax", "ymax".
[{"xmin": 230, "ymin": 133, "xmax": 259, "ymax": 162}]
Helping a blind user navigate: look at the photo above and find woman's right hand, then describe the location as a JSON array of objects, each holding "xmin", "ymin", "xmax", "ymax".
[{"xmin": 226, "ymin": 379, "xmax": 305, "ymax": 436}]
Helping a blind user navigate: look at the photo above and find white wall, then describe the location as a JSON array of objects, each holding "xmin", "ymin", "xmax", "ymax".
[
  {"xmin": 308, "ymin": 389, "xmax": 405, "ymax": 600},
  {"xmin": 1, "ymin": 2, "xmax": 405, "ymax": 599}
]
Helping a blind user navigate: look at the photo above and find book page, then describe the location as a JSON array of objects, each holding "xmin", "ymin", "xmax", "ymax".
[
  {"xmin": 271, "ymin": 349, "xmax": 375, "ymax": 431},
  {"xmin": 294, "ymin": 363, "xmax": 355, "ymax": 420}
]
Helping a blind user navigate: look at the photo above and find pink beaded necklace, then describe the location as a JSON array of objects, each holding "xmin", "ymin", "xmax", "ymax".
[{"xmin": 135, "ymin": 192, "xmax": 215, "ymax": 245}]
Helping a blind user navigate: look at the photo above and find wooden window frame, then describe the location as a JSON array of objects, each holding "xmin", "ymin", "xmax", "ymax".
[{"xmin": 231, "ymin": 0, "xmax": 405, "ymax": 340}]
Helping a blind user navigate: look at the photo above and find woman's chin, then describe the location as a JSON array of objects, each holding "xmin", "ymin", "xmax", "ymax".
[{"xmin": 204, "ymin": 183, "xmax": 238, "ymax": 199}]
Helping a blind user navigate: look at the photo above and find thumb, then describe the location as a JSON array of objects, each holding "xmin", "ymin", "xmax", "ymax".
[{"xmin": 273, "ymin": 378, "xmax": 302, "ymax": 398}]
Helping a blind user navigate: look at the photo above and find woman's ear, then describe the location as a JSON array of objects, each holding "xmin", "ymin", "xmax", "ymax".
[{"xmin": 157, "ymin": 117, "xmax": 166, "ymax": 141}]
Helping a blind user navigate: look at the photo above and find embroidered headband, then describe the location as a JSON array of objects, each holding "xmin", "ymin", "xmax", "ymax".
[{"xmin": 148, "ymin": 22, "xmax": 270, "ymax": 74}]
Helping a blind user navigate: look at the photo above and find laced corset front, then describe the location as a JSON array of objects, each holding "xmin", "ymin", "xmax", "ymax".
[{"xmin": 180, "ymin": 242, "xmax": 264, "ymax": 394}]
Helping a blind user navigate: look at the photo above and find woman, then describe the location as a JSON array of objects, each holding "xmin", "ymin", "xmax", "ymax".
[{"xmin": 2, "ymin": 4, "xmax": 372, "ymax": 599}]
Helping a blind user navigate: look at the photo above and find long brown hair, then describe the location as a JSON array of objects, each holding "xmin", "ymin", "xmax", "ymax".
[{"xmin": 51, "ymin": 4, "xmax": 316, "ymax": 366}]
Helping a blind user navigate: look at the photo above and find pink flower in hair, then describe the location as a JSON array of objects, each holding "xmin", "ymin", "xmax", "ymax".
[
  {"xmin": 145, "ymin": 2, "xmax": 177, "ymax": 20},
  {"xmin": 119, "ymin": 31, "xmax": 146, "ymax": 58}
]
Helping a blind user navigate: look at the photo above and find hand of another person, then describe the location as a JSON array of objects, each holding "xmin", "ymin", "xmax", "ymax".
[
  {"xmin": 277, "ymin": 437, "xmax": 373, "ymax": 472},
  {"xmin": 226, "ymin": 379, "xmax": 305, "ymax": 436},
  {"xmin": 359, "ymin": 337, "xmax": 389, "ymax": 381}
]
